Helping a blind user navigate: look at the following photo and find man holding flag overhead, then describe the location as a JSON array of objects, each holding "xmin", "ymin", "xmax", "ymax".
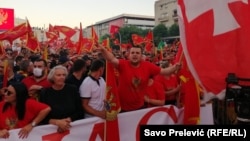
[{"xmin": 95, "ymin": 44, "xmax": 181, "ymax": 112}]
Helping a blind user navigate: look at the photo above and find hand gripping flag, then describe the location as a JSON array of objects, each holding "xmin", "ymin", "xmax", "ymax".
[
  {"xmin": 178, "ymin": 0, "xmax": 250, "ymax": 101},
  {"xmin": 105, "ymin": 61, "xmax": 121, "ymax": 141}
]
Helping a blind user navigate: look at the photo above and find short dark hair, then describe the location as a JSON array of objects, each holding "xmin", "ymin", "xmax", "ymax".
[
  {"xmin": 72, "ymin": 59, "xmax": 86, "ymax": 72},
  {"xmin": 90, "ymin": 59, "xmax": 104, "ymax": 72},
  {"xmin": 15, "ymin": 55, "xmax": 24, "ymax": 62},
  {"xmin": 34, "ymin": 58, "xmax": 47, "ymax": 67},
  {"xmin": 19, "ymin": 60, "xmax": 31, "ymax": 71}
]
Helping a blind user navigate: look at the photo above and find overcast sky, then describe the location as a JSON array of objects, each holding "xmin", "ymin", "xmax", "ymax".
[{"xmin": 2, "ymin": 0, "xmax": 156, "ymax": 29}]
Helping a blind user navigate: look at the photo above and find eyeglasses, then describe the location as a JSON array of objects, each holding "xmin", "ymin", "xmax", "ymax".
[{"xmin": 4, "ymin": 89, "xmax": 13, "ymax": 96}]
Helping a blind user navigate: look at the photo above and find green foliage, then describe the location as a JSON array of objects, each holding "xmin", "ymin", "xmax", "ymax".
[
  {"xmin": 153, "ymin": 24, "xmax": 168, "ymax": 45},
  {"xmin": 168, "ymin": 23, "xmax": 179, "ymax": 36},
  {"xmin": 99, "ymin": 23, "xmax": 179, "ymax": 48},
  {"xmin": 99, "ymin": 34, "xmax": 110, "ymax": 42}
]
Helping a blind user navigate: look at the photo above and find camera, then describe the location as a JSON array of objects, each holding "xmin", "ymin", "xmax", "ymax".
[{"xmin": 226, "ymin": 73, "xmax": 250, "ymax": 120}]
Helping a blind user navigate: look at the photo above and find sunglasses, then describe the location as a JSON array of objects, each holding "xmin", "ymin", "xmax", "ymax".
[{"xmin": 4, "ymin": 89, "xmax": 13, "ymax": 96}]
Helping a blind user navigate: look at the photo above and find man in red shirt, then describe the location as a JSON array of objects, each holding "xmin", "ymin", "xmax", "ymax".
[
  {"xmin": 22, "ymin": 59, "xmax": 51, "ymax": 100},
  {"xmin": 97, "ymin": 45, "xmax": 181, "ymax": 112}
]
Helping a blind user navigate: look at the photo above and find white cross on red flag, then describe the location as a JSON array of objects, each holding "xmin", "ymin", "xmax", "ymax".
[{"xmin": 178, "ymin": 0, "xmax": 250, "ymax": 100}]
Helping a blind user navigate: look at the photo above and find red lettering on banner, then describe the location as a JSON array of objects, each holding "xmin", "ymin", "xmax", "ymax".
[
  {"xmin": 89, "ymin": 122, "xmax": 104, "ymax": 141},
  {"xmin": 135, "ymin": 106, "xmax": 178, "ymax": 141},
  {"xmin": 42, "ymin": 130, "xmax": 70, "ymax": 141}
]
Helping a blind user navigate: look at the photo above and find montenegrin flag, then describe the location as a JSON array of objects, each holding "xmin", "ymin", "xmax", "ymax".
[
  {"xmin": 178, "ymin": 0, "xmax": 250, "ymax": 101},
  {"xmin": 0, "ymin": 8, "xmax": 14, "ymax": 30}
]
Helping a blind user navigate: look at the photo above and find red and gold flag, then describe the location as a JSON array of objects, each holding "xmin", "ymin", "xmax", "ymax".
[
  {"xmin": 175, "ymin": 43, "xmax": 200, "ymax": 125},
  {"xmin": 76, "ymin": 22, "xmax": 83, "ymax": 54},
  {"xmin": 109, "ymin": 25, "xmax": 120, "ymax": 35},
  {"xmin": 105, "ymin": 61, "xmax": 121, "ymax": 141},
  {"xmin": 0, "ymin": 8, "xmax": 14, "ymax": 30},
  {"xmin": 0, "ymin": 23, "xmax": 27, "ymax": 42},
  {"xmin": 82, "ymin": 38, "xmax": 94, "ymax": 52},
  {"xmin": 54, "ymin": 25, "xmax": 76, "ymax": 38},
  {"xmin": 101, "ymin": 37, "xmax": 112, "ymax": 52},
  {"xmin": 131, "ymin": 34, "xmax": 144, "ymax": 46},
  {"xmin": 26, "ymin": 20, "xmax": 39, "ymax": 52},
  {"xmin": 91, "ymin": 26, "xmax": 98, "ymax": 44}
]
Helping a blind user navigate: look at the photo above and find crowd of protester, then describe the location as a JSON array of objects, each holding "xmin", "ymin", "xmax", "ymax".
[{"xmin": 0, "ymin": 40, "xmax": 183, "ymax": 138}]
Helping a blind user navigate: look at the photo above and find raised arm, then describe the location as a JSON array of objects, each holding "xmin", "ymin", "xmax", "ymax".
[
  {"xmin": 160, "ymin": 63, "xmax": 182, "ymax": 76},
  {"xmin": 96, "ymin": 44, "xmax": 119, "ymax": 67}
]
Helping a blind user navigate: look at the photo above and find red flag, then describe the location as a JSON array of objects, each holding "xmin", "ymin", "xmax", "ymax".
[
  {"xmin": 105, "ymin": 61, "xmax": 121, "ymax": 141},
  {"xmin": 176, "ymin": 43, "xmax": 200, "ymax": 124},
  {"xmin": 109, "ymin": 25, "xmax": 120, "ymax": 34},
  {"xmin": 178, "ymin": 0, "xmax": 250, "ymax": 100},
  {"xmin": 76, "ymin": 22, "xmax": 83, "ymax": 54},
  {"xmin": 101, "ymin": 38, "xmax": 112, "ymax": 52},
  {"xmin": 26, "ymin": 20, "xmax": 39, "ymax": 52},
  {"xmin": 45, "ymin": 31, "xmax": 58, "ymax": 40},
  {"xmin": 0, "ymin": 8, "xmax": 14, "ymax": 30},
  {"xmin": 91, "ymin": 26, "xmax": 98, "ymax": 44},
  {"xmin": 48, "ymin": 24, "xmax": 54, "ymax": 32},
  {"xmin": 0, "ymin": 23, "xmax": 27, "ymax": 42},
  {"xmin": 82, "ymin": 38, "xmax": 94, "ymax": 52},
  {"xmin": 54, "ymin": 25, "xmax": 76, "ymax": 38},
  {"xmin": 131, "ymin": 34, "xmax": 144, "ymax": 45}
]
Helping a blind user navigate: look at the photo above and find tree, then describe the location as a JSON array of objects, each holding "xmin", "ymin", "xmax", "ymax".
[
  {"xmin": 153, "ymin": 24, "xmax": 168, "ymax": 45},
  {"xmin": 168, "ymin": 23, "xmax": 179, "ymax": 36}
]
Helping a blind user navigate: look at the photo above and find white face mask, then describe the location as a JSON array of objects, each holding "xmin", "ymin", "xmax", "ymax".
[{"xmin": 33, "ymin": 68, "xmax": 43, "ymax": 77}]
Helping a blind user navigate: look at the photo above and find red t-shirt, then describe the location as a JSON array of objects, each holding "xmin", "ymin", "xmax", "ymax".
[
  {"xmin": 0, "ymin": 99, "xmax": 49, "ymax": 129},
  {"xmin": 22, "ymin": 76, "xmax": 52, "ymax": 90},
  {"xmin": 144, "ymin": 80, "xmax": 165, "ymax": 108},
  {"xmin": 117, "ymin": 60, "xmax": 161, "ymax": 111},
  {"xmin": 154, "ymin": 74, "xmax": 179, "ymax": 101}
]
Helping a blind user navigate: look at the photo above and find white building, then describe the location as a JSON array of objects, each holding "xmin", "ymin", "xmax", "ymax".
[{"xmin": 154, "ymin": 0, "xmax": 178, "ymax": 28}]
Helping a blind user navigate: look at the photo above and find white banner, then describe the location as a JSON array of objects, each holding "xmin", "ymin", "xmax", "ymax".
[{"xmin": 0, "ymin": 104, "xmax": 213, "ymax": 141}]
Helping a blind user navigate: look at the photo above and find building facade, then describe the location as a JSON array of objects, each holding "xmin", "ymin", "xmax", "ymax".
[
  {"xmin": 84, "ymin": 13, "xmax": 155, "ymax": 38},
  {"xmin": 154, "ymin": 0, "xmax": 178, "ymax": 28}
]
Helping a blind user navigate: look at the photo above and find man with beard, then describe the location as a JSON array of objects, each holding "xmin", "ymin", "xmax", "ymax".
[
  {"xmin": 96, "ymin": 45, "xmax": 181, "ymax": 112},
  {"xmin": 22, "ymin": 59, "xmax": 52, "ymax": 100}
]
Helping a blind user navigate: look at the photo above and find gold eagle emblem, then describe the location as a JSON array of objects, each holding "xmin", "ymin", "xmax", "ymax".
[{"xmin": 0, "ymin": 9, "xmax": 8, "ymax": 25}]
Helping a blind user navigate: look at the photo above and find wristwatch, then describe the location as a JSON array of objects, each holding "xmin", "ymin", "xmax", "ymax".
[{"xmin": 31, "ymin": 121, "xmax": 36, "ymax": 127}]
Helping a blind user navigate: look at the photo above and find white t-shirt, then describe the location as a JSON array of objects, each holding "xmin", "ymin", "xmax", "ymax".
[{"xmin": 79, "ymin": 76, "xmax": 106, "ymax": 118}]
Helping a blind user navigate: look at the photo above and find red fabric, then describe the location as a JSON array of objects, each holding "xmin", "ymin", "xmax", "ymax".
[
  {"xmin": 109, "ymin": 25, "xmax": 120, "ymax": 34},
  {"xmin": 178, "ymin": 0, "xmax": 250, "ymax": 99},
  {"xmin": 53, "ymin": 25, "xmax": 76, "ymax": 38},
  {"xmin": 131, "ymin": 34, "xmax": 144, "ymax": 46},
  {"xmin": 76, "ymin": 23, "xmax": 83, "ymax": 54},
  {"xmin": 105, "ymin": 61, "xmax": 120, "ymax": 141},
  {"xmin": 82, "ymin": 38, "xmax": 94, "ymax": 52},
  {"xmin": 154, "ymin": 74, "xmax": 179, "ymax": 101},
  {"xmin": 117, "ymin": 60, "xmax": 161, "ymax": 111},
  {"xmin": 0, "ymin": 23, "xmax": 27, "ymax": 42},
  {"xmin": 22, "ymin": 76, "xmax": 51, "ymax": 90},
  {"xmin": 144, "ymin": 30, "xmax": 153, "ymax": 42},
  {"xmin": 0, "ymin": 8, "xmax": 14, "ymax": 30},
  {"xmin": 144, "ymin": 80, "xmax": 165, "ymax": 108},
  {"xmin": 26, "ymin": 20, "xmax": 39, "ymax": 52},
  {"xmin": 178, "ymin": 57, "xmax": 200, "ymax": 124},
  {"xmin": 45, "ymin": 32, "xmax": 58, "ymax": 42},
  {"xmin": 91, "ymin": 26, "xmax": 98, "ymax": 44},
  {"xmin": 0, "ymin": 99, "xmax": 49, "ymax": 129}
]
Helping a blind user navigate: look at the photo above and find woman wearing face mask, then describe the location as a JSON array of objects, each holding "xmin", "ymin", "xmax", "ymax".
[
  {"xmin": 0, "ymin": 82, "xmax": 51, "ymax": 139},
  {"xmin": 22, "ymin": 59, "xmax": 52, "ymax": 100}
]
